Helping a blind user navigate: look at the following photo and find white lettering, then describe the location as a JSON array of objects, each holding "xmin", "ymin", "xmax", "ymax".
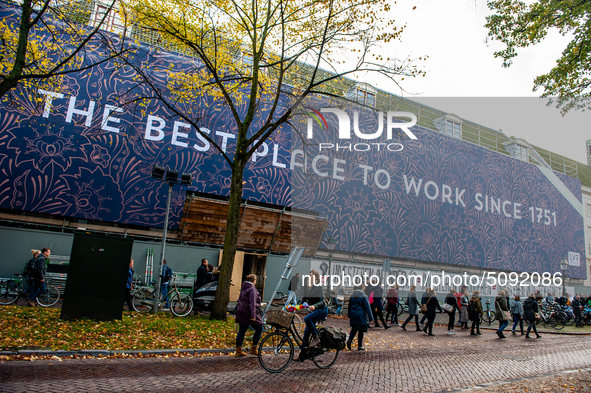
[
  {"xmin": 403, "ymin": 175, "xmax": 422, "ymax": 196},
  {"xmin": 193, "ymin": 127, "xmax": 211, "ymax": 152},
  {"xmin": 312, "ymin": 155, "xmax": 329, "ymax": 177},
  {"xmin": 145, "ymin": 115, "xmax": 166, "ymax": 141},
  {"xmin": 424, "ymin": 181, "xmax": 439, "ymax": 200},
  {"xmin": 375, "ymin": 169, "xmax": 390, "ymax": 190},
  {"xmin": 38, "ymin": 89, "xmax": 64, "ymax": 118},
  {"xmin": 333, "ymin": 158, "xmax": 346, "ymax": 181},
  {"xmin": 171, "ymin": 121, "xmax": 190, "ymax": 147},
  {"xmin": 272, "ymin": 144, "xmax": 286, "ymax": 168},
  {"xmin": 66, "ymin": 96, "xmax": 95, "ymax": 126},
  {"xmin": 101, "ymin": 105, "xmax": 123, "ymax": 133},
  {"xmin": 216, "ymin": 131, "xmax": 235, "ymax": 153}
]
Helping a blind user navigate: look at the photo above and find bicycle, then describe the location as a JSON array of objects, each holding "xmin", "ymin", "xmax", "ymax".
[
  {"xmin": 0, "ymin": 273, "xmax": 60, "ymax": 307},
  {"xmin": 258, "ymin": 309, "xmax": 340, "ymax": 373},
  {"xmin": 132, "ymin": 275, "xmax": 193, "ymax": 316},
  {"xmin": 480, "ymin": 298, "xmax": 496, "ymax": 325}
]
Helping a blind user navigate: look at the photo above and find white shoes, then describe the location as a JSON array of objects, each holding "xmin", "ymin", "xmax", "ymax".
[{"xmin": 447, "ymin": 330, "xmax": 456, "ymax": 335}]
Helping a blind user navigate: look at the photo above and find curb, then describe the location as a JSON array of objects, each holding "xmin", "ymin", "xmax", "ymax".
[{"xmin": 0, "ymin": 348, "xmax": 237, "ymax": 358}]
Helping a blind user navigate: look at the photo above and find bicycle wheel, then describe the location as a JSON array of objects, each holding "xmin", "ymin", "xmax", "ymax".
[
  {"xmin": 170, "ymin": 292, "xmax": 193, "ymax": 317},
  {"xmin": 565, "ymin": 314, "xmax": 575, "ymax": 326},
  {"xmin": 483, "ymin": 311, "xmax": 495, "ymax": 324},
  {"xmin": 293, "ymin": 313, "xmax": 304, "ymax": 334},
  {"xmin": 36, "ymin": 285, "xmax": 60, "ymax": 307},
  {"xmin": 0, "ymin": 281, "xmax": 18, "ymax": 305},
  {"xmin": 397, "ymin": 305, "xmax": 404, "ymax": 317},
  {"xmin": 310, "ymin": 346, "xmax": 339, "ymax": 369},
  {"xmin": 133, "ymin": 289, "xmax": 153, "ymax": 312},
  {"xmin": 258, "ymin": 332, "xmax": 293, "ymax": 373},
  {"xmin": 551, "ymin": 316, "xmax": 566, "ymax": 330}
]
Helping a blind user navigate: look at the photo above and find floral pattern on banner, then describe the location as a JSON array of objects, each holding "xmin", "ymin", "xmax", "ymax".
[{"xmin": 290, "ymin": 106, "xmax": 586, "ymax": 279}]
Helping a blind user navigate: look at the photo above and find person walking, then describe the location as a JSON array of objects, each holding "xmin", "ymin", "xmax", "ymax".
[
  {"xmin": 419, "ymin": 287, "xmax": 431, "ymax": 327},
  {"xmin": 444, "ymin": 289, "xmax": 459, "ymax": 335},
  {"xmin": 423, "ymin": 289, "xmax": 442, "ymax": 336},
  {"xmin": 346, "ymin": 284, "xmax": 373, "ymax": 351},
  {"xmin": 469, "ymin": 290, "xmax": 483, "ymax": 336},
  {"xmin": 335, "ymin": 284, "xmax": 345, "ymax": 316},
  {"xmin": 385, "ymin": 285, "xmax": 399, "ymax": 325},
  {"xmin": 24, "ymin": 249, "xmax": 40, "ymax": 299},
  {"xmin": 28, "ymin": 247, "xmax": 50, "ymax": 307},
  {"xmin": 572, "ymin": 294, "xmax": 583, "ymax": 327},
  {"xmin": 235, "ymin": 274, "xmax": 264, "ymax": 357},
  {"xmin": 286, "ymin": 273, "xmax": 301, "ymax": 306},
  {"xmin": 160, "ymin": 259, "xmax": 173, "ymax": 309},
  {"xmin": 370, "ymin": 283, "xmax": 390, "ymax": 329},
  {"xmin": 495, "ymin": 290, "xmax": 510, "ymax": 338},
  {"xmin": 124, "ymin": 259, "xmax": 134, "ymax": 311},
  {"xmin": 456, "ymin": 285, "xmax": 466, "ymax": 327},
  {"xmin": 459, "ymin": 289, "xmax": 469, "ymax": 329},
  {"xmin": 523, "ymin": 293, "xmax": 541, "ymax": 339},
  {"xmin": 511, "ymin": 295, "xmax": 524, "ymax": 335},
  {"xmin": 400, "ymin": 285, "xmax": 421, "ymax": 331}
]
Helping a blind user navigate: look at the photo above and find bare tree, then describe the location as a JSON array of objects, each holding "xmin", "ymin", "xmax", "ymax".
[{"xmin": 124, "ymin": 0, "xmax": 423, "ymax": 320}]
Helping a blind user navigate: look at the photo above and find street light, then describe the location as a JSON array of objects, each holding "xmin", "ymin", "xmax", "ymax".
[
  {"xmin": 326, "ymin": 237, "xmax": 337, "ymax": 285},
  {"xmin": 152, "ymin": 165, "xmax": 193, "ymax": 314},
  {"xmin": 559, "ymin": 257, "xmax": 569, "ymax": 298}
]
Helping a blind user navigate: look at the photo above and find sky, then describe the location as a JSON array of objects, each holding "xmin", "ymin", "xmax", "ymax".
[{"xmin": 366, "ymin": 0, "xmax": 590, "ymax": 165}]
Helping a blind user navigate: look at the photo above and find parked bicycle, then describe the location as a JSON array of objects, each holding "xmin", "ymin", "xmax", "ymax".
[
  {"xmin": 480, "ymin": 298, "xmax": 496, "ymax": 325},
  {"xmin": 132, "ymin": 275, "xmax": 193, "ymax": 317},
  {"xmin": 0, "ymin": 273, "xmax": 60, "ymax": 307},
  {"xmin": 258, "ymin": 309, "xmax": 340, "ymax": 373}
]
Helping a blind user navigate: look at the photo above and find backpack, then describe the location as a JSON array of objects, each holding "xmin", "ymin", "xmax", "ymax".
[
  {"xmin": 467, "ymin": 301, "xmax": 476, "ymax": 318},
  {"xmin": 319, "ymin": 327, "xmax": 346, "ymax": 350},
  {"xmin": 163, "ymin": 266, "xmax": 173, "ymax": 282},
  {"xmin": 23, "ymin": 259, "xmax": 36, "ymax": 281}
]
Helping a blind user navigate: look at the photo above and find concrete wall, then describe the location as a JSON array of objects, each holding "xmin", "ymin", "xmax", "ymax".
[
  {"xmin": 0, "ymin": 226, "xmax": 310, "ymax": 302},
  {"xmin": 0, "ymin": 227, "xmax": 74, "ymax": 278}
]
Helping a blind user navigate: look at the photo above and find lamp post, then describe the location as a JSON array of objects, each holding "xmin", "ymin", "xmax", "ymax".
[
  {"xmin": 151, "ymin": 165, "xmax": 192, "ymax": 314},
  {"xmin": 559, "ymin": 257, "xmax": 569, "ymax": 299},
  {"xmin": 326, "ymin": 237, "xmax": 337, "ymax": 285}
]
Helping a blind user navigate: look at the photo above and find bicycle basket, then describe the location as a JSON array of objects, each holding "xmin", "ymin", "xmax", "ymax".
[{"xmin": 265, "ymin": 309, "xmax": 294, "ymax": 328}]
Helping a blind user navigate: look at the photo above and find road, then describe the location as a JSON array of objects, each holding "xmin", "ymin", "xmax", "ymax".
[{"xmin": 1, "ymin": 320, "xmax": 591, "ymax": 392}]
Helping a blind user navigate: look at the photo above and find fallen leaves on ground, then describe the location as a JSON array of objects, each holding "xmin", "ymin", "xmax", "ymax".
[{"xmin": 0, "ymin": 306, "xmax": 242, "ymax": 351}]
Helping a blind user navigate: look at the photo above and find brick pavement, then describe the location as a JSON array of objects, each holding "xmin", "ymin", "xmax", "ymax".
[{"xmin": 2, "ymin": 317, "xmax": 591, "ymax": 393}]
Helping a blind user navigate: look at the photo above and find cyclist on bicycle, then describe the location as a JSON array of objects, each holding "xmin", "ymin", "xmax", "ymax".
[{"xmin": 301, "ymin": 270, "xmax": 327, "ymax": 350}]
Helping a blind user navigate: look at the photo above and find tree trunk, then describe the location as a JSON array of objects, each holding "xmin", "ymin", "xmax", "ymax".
[
  {"xmin": 210, "ymin": 161, "xmax": 245, "ymax": 320},
  {"xmin": 0, "ymin": 0, "xmax": 33, "ymax": 99}
]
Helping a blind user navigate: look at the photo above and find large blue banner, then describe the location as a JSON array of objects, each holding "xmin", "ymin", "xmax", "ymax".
[
  {"xmin": 0, "ymin": 5, "xmax": 291, "ymax": 230},
  {"xmin": 290, "ymin": 106, "xmax": 586, "ymax": 278}
]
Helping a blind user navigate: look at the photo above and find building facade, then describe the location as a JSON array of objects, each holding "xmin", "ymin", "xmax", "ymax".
[{"xmin": 1, "ymin": 1, "xmax": 590, "ymax": 300}]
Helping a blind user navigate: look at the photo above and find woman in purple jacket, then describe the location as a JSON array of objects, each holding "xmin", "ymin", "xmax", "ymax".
[{"xmin": 235, "ymin": 274, "xmax": 264, "ymax": 357}]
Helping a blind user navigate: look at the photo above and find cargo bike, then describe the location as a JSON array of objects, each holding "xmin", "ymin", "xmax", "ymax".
[{"xmin": 258, "ymin": 309, "xmax": 344, "ymax": 373}]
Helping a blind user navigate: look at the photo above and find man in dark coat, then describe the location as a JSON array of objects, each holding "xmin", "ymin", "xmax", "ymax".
[
  {"xmin": 235, "ymin": 274, "xmax": 263, "ymax": 357},
  {"xmin": 572, "ymin": 295, "xmax": 583, "ymax": 327},
  {"xmin": 28, "ymin": 247, "xmax": 50, "ymax": 307},
  {"xmin": 195, "ymin": 259, "xmax": 209, "ymax": 290},
  {"xmin": 369, "ymin": 283, "xmax": 390, "ymax": 329},
  {"xmin": 346, "ymin": 285, "xmax": 373, "ymax": 350}
]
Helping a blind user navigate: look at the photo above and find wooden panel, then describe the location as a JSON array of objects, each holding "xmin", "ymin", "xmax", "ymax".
[
  {"xmin": 219, "ymin": 250, "xmax": 244, "ymax": 302},
  {"xmin": 180, "ymin": 196, "xmax": 327, "ymax": 256}
]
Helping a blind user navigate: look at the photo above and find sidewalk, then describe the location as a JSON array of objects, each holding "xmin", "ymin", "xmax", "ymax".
[{"xmin": 2, "ymin": 319, "xmax": 591, "ymax": 393}]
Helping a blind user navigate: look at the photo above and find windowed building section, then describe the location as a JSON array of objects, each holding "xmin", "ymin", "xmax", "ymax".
[
  {"xmin": 433, "ymin": 114, "xmax": 462, "ymax": 139},
  {"xmin": 587, "ymin": 139, "xmax": 591, "ymax": 166}
]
